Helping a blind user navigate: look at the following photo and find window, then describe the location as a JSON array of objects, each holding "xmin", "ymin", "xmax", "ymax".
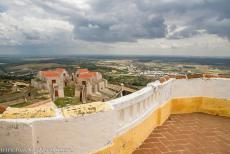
[
  {"xmin": 52, "ymin": 80, "xmax": 56, "ymax": 84},
  {"xmin": 55, "ymin": 90, "xmax": 59, "ymax": 97}
]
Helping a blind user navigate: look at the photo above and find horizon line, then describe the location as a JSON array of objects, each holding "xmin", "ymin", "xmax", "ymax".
[{"xmin": 0, "ymin": 54, "xmax": 230, "ymax": 59}]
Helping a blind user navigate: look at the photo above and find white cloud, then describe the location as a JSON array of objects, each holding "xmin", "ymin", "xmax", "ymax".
[{"xmin": 0, "ymin": 10, "xmax": 74, "ymax": 46}]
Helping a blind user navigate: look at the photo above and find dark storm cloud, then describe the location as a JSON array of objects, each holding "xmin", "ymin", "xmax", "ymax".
[
  {"xmin": 73, "ymin": 14, "xmax": 167, "ymax": 42},
  {"xmin": 71, "ymin": 0, "xmax": 230, "ymax": 41},
  {"xmin": 36, "ymin": 0, "xmax": 168, "ymax": 42},
  {"xmin": 133, "ymin": 0, "xmax": 230, "ymax": 39}
]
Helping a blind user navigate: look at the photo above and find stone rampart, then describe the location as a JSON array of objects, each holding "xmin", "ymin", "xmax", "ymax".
[{"xmin": 0, "ymin": 77, "xmax": 230, "ymax": 154}]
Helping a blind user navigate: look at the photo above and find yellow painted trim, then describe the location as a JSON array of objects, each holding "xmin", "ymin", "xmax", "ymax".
[
  {"xmin": 94, "ymin": 101, "xmax": 172, "ymax": 154},
  {"xmin": 171, "ymin": 97, "xmax": 230, "ymax": 117},
  {"xmin": 94, "ymin": 97, "xmax": 230, "ymax": 154},
  {"xmin": 200, "ymin": 97, "xmax": 230, "ymax": 117},
  {"xmin": 171, "ymin": 97, "xmax": 202, "ymax": 114}
]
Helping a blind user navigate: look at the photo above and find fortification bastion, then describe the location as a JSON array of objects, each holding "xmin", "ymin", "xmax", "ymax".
[{"xmin": 0, "ymin": 75, "xmax": 230, "ymax": 154}]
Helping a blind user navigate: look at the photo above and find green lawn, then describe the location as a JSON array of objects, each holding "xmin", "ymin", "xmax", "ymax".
[{"xmin": 54, "ymin": 97, "xmax": 82, "ymax": 108}]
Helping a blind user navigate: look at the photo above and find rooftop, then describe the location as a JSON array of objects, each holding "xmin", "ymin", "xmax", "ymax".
[
  {"xmin": 55, "ymin": 68, "xmax": 65, "ymax": 73},
  {"xmin": 78, "ymin": 68, "xmax": 89, "ymax": 74},
  {"xmin": 41, "ymin": 71, "xmax": 60, "ymax": 78},
  {"xmin": 78, "ymin": 68, "xmax": 97, "ymax": 79},
  {"xmin": 41, "ymin": 68, "xmax": 65, "ymax": 78},
  {"xmin": 79, "ymin": 72, "xmax": 97, "ymax": 79}
]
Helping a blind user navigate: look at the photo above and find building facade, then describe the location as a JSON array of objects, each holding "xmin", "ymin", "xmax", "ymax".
[
  {"xmin": 74, "ymin": 69, "xmax": 107, "ymax": 102},
  {"xmin": 32, "ymin": 68, "xmax": 69, "ymax": 100}
]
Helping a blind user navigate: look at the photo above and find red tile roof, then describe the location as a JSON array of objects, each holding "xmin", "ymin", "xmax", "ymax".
[
  {"xmin": 42, "ymin": 71, "xmax": 60, "ymax": 78},
  {"xmin": 79, "ymin": 69, "xmax": 89, "ymax": 74},
  {"xmin": 79, "ymin": 72, "xmax": 96, "ymax": 79},
  {"xmin": 41, "ymin": 68, "xmax": 65, "ymax": 78},
  {"xmin": 56, "ymin": 68, "xmax": 65, "ymax": 73}
]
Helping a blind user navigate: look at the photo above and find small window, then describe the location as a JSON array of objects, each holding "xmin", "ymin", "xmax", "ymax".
[
  {"xmin": 52, "ymin": 80, "xmax": 56, "ymax": 84},
  {"xmin": 55, "ymin": 90, "xmax": 59, "ymax": 97}
]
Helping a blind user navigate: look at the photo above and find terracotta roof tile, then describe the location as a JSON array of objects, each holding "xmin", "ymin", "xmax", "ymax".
[
  {"xmin": 79, "ymin": 69, "xmax": 89, "ymax": 74},
  {"xmin": 42, "ymin": 71, "xmax": 60, "ymax": 78},
  {"xmin": 56, "ymin": 68, "xmax": 65, "ymax": 73},
  {"xmin": 79, "ymin": 72, "xmax": 96, "ymax": 79},
  {"xmin": 41, "ymin": 68, "xmax": 66, "ymax": 78}
]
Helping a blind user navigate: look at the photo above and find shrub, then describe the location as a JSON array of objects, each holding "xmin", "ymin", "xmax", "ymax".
[
  {"xmin": 0, "ymin": 105, "xmax": 7, "ymax": 114},
  {"xmin": 64, "ymin": 85, "xmax": 75, "ymax": 97}
]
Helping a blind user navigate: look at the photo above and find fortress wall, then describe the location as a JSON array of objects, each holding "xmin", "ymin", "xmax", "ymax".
[
  {"xmin": 172, "ymin": 78, "xmax": 205, "ymax": 98},
  {"xmin": 95, "ymin": 78, "xmax": 230, "ymax": 154},
  {"xmin": 172, "ymin": 78, "xmax": 230, "ymax": 99},
  {"xmin": 93, "ymin": 79, "xmax": 174, "ymax": 154},
  {"xmin": 0, "ymin": 78, "xmax": 230, "ymax": 154},
  {"xmin": 202, "ymin": 78, "xmax": 230, "ymax": 99},
  {"xmin": 171, "ymin": 78, "xmax": 230, "ymax": 116}
]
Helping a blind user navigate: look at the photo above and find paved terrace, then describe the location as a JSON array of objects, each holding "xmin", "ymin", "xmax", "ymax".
[{"xmin": 133, "ymin": 113, "xmax": 230, "ymax": 154}]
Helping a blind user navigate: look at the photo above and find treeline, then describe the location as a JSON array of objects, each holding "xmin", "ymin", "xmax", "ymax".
[
  {"xmin": 79, "ymin": 62, "xmax": 127, "ymax": 74},
  {"xmin": 0, "ymin": 74, "xmax": 33, "ymax": 81}
]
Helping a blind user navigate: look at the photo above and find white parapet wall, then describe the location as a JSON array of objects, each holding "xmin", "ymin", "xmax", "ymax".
[
  {"xmin": 0, "ymin": 111, "xmax": 118, "ymax": 154},
  {"xmin": 172, "ymin": 78, "xmax": 230, "ymax": 99},
  {"xmin": 0, "ymin": 78, "xmax": 230, "ymax": 154}
]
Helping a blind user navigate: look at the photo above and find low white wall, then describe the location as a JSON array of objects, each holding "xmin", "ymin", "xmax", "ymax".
[
  {"xmin": 0, "ymin": 121, "xmax": 34, "ymax": 153},
  {"xmin": 33, "ymin": 111, "xmax": 117, "ymax": 154},
  {"xmin": 172, "ymin": 78, "xmax": 230, "ymax": 99},
  {"xmin": 0, "ymin": 78, "xmax": 230, "ymax": 154},
  {"xmin": 0, "ymin": 110, "xmax": 117, "ymax": 154},
  {"xmin": 109, "ymin": 79, "xmax": 173, "ymax": 135}
]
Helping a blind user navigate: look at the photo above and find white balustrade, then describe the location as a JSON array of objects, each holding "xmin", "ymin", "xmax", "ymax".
[{"xmin": 1, "ymin": 78, "xmax": 230, "ymax": 154}]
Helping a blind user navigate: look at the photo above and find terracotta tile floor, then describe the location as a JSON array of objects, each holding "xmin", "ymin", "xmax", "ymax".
[{"xmin": 133, "ymin": 113, "xmax": 230, "ymax": 154}]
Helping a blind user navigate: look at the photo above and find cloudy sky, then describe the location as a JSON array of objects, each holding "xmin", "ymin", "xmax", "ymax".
[{"xmin": 0, "ymin": 0, "xmax": 230, "ymax": 57}]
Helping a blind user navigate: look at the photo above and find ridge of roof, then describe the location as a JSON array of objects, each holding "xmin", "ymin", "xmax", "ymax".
[{"xmin": 41, "ymin": 68, "xmax": 65, "ymax": 78}]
